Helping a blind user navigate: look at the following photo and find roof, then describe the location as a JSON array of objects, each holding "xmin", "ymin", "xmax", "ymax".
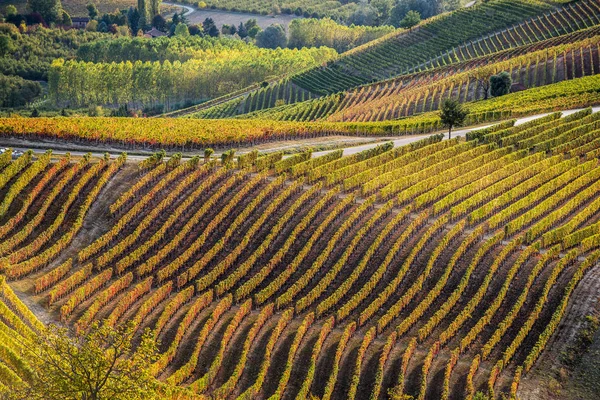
[
  {"xmin": 71, "ymin": 17, "xmax": 90, "ymax": 22},
  {"xmin": 144, "ymin": 28, "xmax": 167, "ymax": 37}
]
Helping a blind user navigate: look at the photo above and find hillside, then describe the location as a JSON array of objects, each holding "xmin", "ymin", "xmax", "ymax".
[
  {"xmin": 182, "ymin": 0, "xmax": 597, "ymax": 120},
  {"xmin": 0, "ymin": 108, "xmax": 598, "ymax": 398},
  {"xmin": 2, "ymin": 0, "xmax": 600, "ymax": 398}
]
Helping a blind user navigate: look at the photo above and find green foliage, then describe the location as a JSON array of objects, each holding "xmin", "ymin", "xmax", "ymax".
[
  {"xmin": 4, "ymin": 5, "xmax": 17, "ymax": 17},
  {"xmin": 288, "ymin": 18, "xmax": 394, "ymax": 53},
  {"xmin": 256, "ymin": 24, "xmax": 287, "ymax": 49},
  {"xmin": 49, "ymin": 45, "xmax": 336, "ymax": 109},
  {"xmin": 389, "ymin": 0, "xmax": 438, "ymax": 27},
  {"xmin": 473, "ymin": 392, "xmax": 490, "ymax": 400},
  {"xmin": 440, "ymin": 98, "xmax": 469, "ymax": 138},
  {"xmin": 27, "ymin": 0, "xmax": 63, "ymax": 23},
  {"xmin": 86, "ymin": 3, "xmax": 98, "ymax": 19},
  {"xmin": 0, "ymin": 22, "xmax": 110, "ymax": 80},
  {"xmin": 6, "ymin": 322, "xmax": 160, "ymax": 400},
  {"xmin": 0, "ymin": 74, "xmax": 41, "ymax": 107},
  {"xmin": 399, "ymin": 10, "xmax": 421, "ymax": 29},
  {"xmin": 195, "ymin": 0, "xmax": 361, "ymax": 23},
  {"xmin": 292, "ymin": 0, "xmax": 554, "ymax": 95},
  {"xmin": 173, "ymin": 22, "xmax": 189, "ymax": 37},
  {"xmin": 61, "ymin": 10, "xmax": 71, "ymax": 26},
  {"xmin": 490, "ymin": 71, "xmax": 512, "ymax": 97}
]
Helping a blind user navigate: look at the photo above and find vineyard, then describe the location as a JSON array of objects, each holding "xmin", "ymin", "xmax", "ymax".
[
  {"xmin": 0, "ymin": 108, "xmax": 598, "ymax": 398},
  {"xmin": 242, "ymin": 32, "xmax": 600, "ymax": 122},
  {"xmin": 3, "ymin": 72, "xmax": 600, "ymax": 151},
  {"xmin": 187, "ymin": 0, "xmax": 600, "ymax": 121}
]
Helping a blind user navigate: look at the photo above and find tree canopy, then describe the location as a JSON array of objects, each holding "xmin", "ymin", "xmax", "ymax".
[
  {"xmin": 27, "ymin": 0, "xmax": 63, "ymax": 24},
  {"xmin": 440, "ymin": 98, "xmax": 469, "ymax": 139},
  {"xmin": 256, "ymin": 24, "xmax": 287, "ymax": 49},
  {"xmin": 490, "ymin": 71, "xmax": 513, "ymax": 97},
  {"xmin": 6, "ymin": 322, "xmax": 159, "ymax": 400}
]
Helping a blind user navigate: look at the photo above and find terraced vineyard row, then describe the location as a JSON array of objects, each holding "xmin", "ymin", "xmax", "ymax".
[
  {"xmin": 192, "ymin": 0, "xmax": 600, "ymax": 121},
  {"xmin": 245, "ymin": 29, "xmax": 600, "ymax": 123},
  {"xmin": 291, "ymin": 0, "xmax": 562, "ymax": 95},
  {"xmin": 1, "ymin": 107, "xmax": 599, "ymax": 398}
]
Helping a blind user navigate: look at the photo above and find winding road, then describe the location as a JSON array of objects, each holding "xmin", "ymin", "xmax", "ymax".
[{"xmin": 3, "ymin": 107, "xmax": 598, "ymax": 162}]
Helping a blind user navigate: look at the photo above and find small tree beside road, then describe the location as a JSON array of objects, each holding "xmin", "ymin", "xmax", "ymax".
[{"xmin": 440, "ymin": 98, "xmax": 469, "ymax": 139}]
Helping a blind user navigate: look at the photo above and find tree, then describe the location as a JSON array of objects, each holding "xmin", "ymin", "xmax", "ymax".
[
  {"xmin": 149, "ymin": 0, "xmax": 161, "ymax": 17},
  {"xmin": 0, "ymin": 34, "xmax": 14, "ymax": 56},
  {"xmin": 5, "ymin": 5, "xmax": 17, "ymax": 17},
  {"xmin": 256, "ymin": 24, "xmax": 287, "ymax": 49},
  {"xmin": 207, "ymin": 24, "xmax": 219, "ymax": 37},
  {"xmin": 7, "ymin": 322, "xmax": 159, "ymax": 400},
  {"xmin": 490, "ymin": 71, "xmax": 512, "ymax": 97},
  {"xmin": 86, "ymin": 19, "xmax": 98, "ymax": 31},
  {"xmin": 202, "ymin": 17, "xmax": 217, "ymax": 36},
  {"xmin": 440, "ymin": 98, "xmax": 469, "ymax": 139},
  {"xmin": 371, "ymin": 0, "xmax": 393, "ymax": 25},
  {"xmin": 237, "ymin": 21, "xmax": 248, "ymax": 38},
  {"xmin": 469, "ymin": 68, "xmax": 493, "ymax": 100},
  {"xmin": 86, "ymin": 3, "xmax": 98, "ymax": 19},
  {"xmin": 389, "ymin": 0, "xmax": 437, "ymax": 27},
  {"xmin": 174, "ymin": 22, "xmax": 189, "ymax": 36},
  {"xmin": 348, "ymin": 4, "xmax": 377, "ymax": 26},
  {"xmin": 137, "ymin": 0, "xmax": 148, "ymax": 28},
  {"xmin": 61, "ymin": 10, "xmax": 71, "ymax": 26},
  {"xmin": 127, "ymin": 7, "xmax": 140, "ymax": 32},
  {"xmin": 151, "ymin": 14, "xmax": 165, "ymax": 31},
  {"xmin": 188, "ymin": 24, "xmax": 202, "ymax": 36},
  {"xmin": 399, "ymin": 10, "xmax": 420, "ymax": 29},
  {"xmin": 248, "ymin": 25, "xmax": 261, "ymax": 39},
  {"xmin": 28, "ymin": 0, "xmax": 63, "ymax": 23}
]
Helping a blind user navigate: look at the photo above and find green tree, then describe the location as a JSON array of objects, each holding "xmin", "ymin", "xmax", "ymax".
[
  {"xmin": 490, "ymin": 71, "xmax": 512, "ymax": 97},
  {"xmin": 440, "ymin": 98, "xmax": 468, "ymax": 139},
  {"xmin": 248, "ymin": 25, "xmax": 261, "ymax": 39},
  {"xmin": 348, "ymin": 4, "xmax": 378, "ymax": 26},
  {"xmin": 137, "ymin": 0, "xmax": 148, "ymax": 29},
  {"xmin": 256, "ymin": 24, "xmax": 287, "ymax": 49},
  {"xmin": 371, "ymin": 0, "xmax": 393, "ymax": 25},
  {"xmin": 174, "ymin": 22, "xmax": 189, "ymax": 36},
  {"xmin": 8, "ymin": 322, "xmax": 159, "ymax": 400},
  {"xmin": 399, "ymin": 10, "xmax": 421, "ymax": 29},
  {"xmin": 86, "ymin": 3, "xmax": 98, "ymax": 19},
  {"xmin": 86, "ymin": 19, "xmax": 98, "ymax": 31},
  {"xmin": 28, "ymin": 0, "xmax": 63, "ymax": 23},
  {"xmin": 5, "ymin": 5, "xmax": 17, "ymax": 17},
  {"xmin": 149, "ymin": 0, "xmax": 161, "ymax": 17},
  {"xmin": 0, "ymin": 34, "xmax": 14, "ymax": 56},
  {"xmin": 389, "ymin": 0, "xmax": 437, "ymax": 27},
  {"xmin": 61, "ymin": 10, "xmax": 71, "ymax": 26}
]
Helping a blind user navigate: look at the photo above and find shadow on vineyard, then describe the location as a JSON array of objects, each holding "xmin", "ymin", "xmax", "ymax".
[{"xmin": 2, "ymin": 0, "xmax": 600, "ymax": 399}]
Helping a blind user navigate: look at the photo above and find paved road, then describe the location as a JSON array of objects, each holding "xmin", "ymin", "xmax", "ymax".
[
  {"xmin": 163, "ymin": 2, "xmax": 194, "ymax": 16},
  {"xmin": 3, "ymin": 107, "xmax": 598, "ymax": 162},
  {"xmin": 312, "ymin": 106, "xmax": 600, "ymax": 158}
]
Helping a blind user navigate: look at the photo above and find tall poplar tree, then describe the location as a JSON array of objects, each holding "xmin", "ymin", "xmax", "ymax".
[
  {"xmin": 150, "ymin": 0, "xmax": 162, "ymax": 18},
  {"xmin": 137, "ymin": 0, "xmax": 148, "ymax": 29}
]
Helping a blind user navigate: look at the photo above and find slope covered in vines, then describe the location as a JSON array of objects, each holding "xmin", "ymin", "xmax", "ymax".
[{"xmin": 0, "ymin": 108, "xmax": 599, "ymax": 398}]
